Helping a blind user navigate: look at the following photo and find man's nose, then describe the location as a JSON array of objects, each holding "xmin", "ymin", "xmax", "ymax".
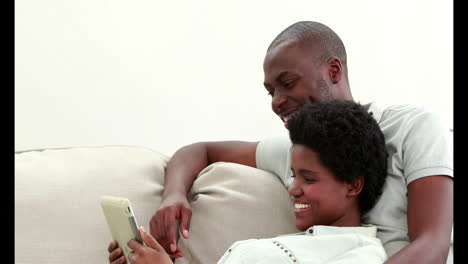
[{"xmin": 272, "ymin": 92, "xmax": 287, "ymax": 112}]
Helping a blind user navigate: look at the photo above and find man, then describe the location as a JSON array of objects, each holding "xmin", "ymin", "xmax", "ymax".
[{"xmin": 150, "ymin": 21, "xmax": 453, "ymax": 264}]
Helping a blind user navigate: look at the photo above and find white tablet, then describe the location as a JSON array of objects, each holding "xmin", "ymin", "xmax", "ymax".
[{"xmin": 100, "ymin": 195, "xmax": 143, "ymax": 263}]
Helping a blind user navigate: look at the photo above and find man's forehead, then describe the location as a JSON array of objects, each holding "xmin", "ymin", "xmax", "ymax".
[
  {"xmin": 264, "ymin": 39, "xmax": 318, "ymax": 68},
  {"xmin": 263, "ymin": 39, "xmax": 315, "ymax": 80},
  {"xmin": 265, "ymin": 39, "xmax": 302, "ymax": 61}
]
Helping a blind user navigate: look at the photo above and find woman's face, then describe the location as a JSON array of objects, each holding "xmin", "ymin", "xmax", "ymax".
[{"xmin": 288, "ymin": 144, "xmax": 357, "ymax": 230}]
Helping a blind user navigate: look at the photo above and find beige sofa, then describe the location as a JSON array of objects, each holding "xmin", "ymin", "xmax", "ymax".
[
  {"xmin": 15, "ymin": 145, "xmax": 299, "ymax": 264},
  {"xmin": 15, "ymin": 145, "xmax": 453, "ymax": 264}
]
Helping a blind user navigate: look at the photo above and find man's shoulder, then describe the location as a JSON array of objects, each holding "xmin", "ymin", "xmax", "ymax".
[
  {"xmin": 381, "ymin": 103, "xmax": 430, "ymax": 115},
  {"xmin": 375, "ymin": 102, "xmax": 442, "ymax": 124}
]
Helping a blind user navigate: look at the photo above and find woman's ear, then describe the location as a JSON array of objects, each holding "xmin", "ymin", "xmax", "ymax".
[{"xmin": 347, "ymin": 176, "xmax": 364, "ymax": 197}]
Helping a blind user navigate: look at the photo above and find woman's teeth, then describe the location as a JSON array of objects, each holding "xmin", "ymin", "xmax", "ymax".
[{"xmin": 295, "ymin": 203, "xmax": 311, "ymax": 209}]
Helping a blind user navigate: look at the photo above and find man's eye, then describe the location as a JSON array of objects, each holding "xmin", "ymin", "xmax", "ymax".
[
  {"xmin": 284, "ymin": 80, "xmax": 296, "ymax": 89},
  {"xmin": 267, "ymin": 90, "xmax": 274, "ymax": 96}
]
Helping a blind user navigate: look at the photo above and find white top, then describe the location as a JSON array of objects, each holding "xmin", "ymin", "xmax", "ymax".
[
  {"xmin": 217, "ymin": 225, "xmax": 387, "ymax": 264},
  {"xmin": 256, "ymin": 102, "xmax": 453, "ymax": 257}
]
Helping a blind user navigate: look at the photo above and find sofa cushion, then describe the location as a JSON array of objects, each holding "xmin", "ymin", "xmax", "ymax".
[{"xmin": 176, "ymin": 162, "xmax": 299, "ymax": 264}]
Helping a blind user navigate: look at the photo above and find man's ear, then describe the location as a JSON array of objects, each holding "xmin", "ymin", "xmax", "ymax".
[
  {"xmin": 327, "ymin": 57, "xmax": 343, "ymax": 84},
  {"xmin": 347, "ymin": 176, "xmax": 364, "ymax": 197}
]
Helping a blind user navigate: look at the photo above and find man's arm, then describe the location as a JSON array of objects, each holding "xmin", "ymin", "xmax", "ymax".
[
  {"xmin": 384, "ymin": 175, "xmax": 453, "ymax": 264},
  {"xmin": 150, "ymin": 141, "xmax": 258, "ymax": 257}
]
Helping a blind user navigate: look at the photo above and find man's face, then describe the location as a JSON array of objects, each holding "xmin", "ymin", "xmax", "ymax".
[
  {"xmin": 288, "ymin": 144, "xmax": 353, "ymax": 230},
  {"xmin": 263, "ymin": 40, "xmax": 334, "ymax": 128}
]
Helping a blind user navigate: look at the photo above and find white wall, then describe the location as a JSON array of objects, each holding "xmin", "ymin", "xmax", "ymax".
[{"xmin": 15, "ymin": 0, "xmax": 453, "ymax": 156}]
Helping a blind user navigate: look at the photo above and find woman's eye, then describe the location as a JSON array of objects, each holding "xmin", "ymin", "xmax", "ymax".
[{"xmin": 305, "ymin": 178, "xmax": 316, "ymax": 183}]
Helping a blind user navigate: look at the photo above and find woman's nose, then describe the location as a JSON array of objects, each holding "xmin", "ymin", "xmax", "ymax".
[{"xmin": 288, "ymin": 179, "xmax": 302, "ymax": 197}]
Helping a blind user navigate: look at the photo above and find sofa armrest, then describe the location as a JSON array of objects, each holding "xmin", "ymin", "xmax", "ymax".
[{"xmin": 15, "ymin": 146, "xmax": 169, "ymax": 264}]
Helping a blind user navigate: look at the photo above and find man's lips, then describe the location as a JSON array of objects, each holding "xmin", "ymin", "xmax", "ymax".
[
  {"xmin": 279, "ymin": 110, "xmax": 297, "ymax": 122},
  {"xmin": 279, "ymin": 111, "xmax": 297, "ymax": 128}
]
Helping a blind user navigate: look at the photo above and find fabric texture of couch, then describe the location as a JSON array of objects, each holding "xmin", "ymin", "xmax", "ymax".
[{"xmin": 15, "ymin": 145, "xmax": 299, "ymax": 264}]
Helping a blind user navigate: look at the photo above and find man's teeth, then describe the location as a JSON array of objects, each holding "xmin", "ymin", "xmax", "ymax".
[{"xmin": 295, "ymin": 203, "xmax": 311, "ymax": 209}]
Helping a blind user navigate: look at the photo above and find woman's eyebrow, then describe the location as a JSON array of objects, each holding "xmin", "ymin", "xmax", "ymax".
[{"xmin": 291, "ymin": 167, "xmax": 318, "ymax": 175}]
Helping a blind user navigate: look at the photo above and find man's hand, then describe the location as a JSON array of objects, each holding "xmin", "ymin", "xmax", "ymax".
[
  {"xmin": 150, "ymin": 193, "xmax": 192, "ymax": 258},
  {"xmin": 150, "ymin": 141, "xmax": 257, "ymax": 258}
]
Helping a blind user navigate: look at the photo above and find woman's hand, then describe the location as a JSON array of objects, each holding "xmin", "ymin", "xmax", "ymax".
[
  {"xmin": 108, "ymin": 240, "xmax": 125, "ymax": 264},
  {"xmin": 127, "ymin": 226, "xmax": 174, "ymax": 264}
]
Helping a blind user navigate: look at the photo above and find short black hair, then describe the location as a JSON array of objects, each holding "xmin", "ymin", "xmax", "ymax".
[
  {"xmin": 268, "ymin": 21, "xmax": 347, "ymax": 68},
  {"xmin": 288, "ymin": 100, "xmax": 388, "ymax": 215}
]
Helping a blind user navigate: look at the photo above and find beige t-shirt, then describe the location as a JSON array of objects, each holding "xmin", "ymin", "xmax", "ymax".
[{"xmin": 256, "ymin": 102, "xmax": 453, "ymax": 258}]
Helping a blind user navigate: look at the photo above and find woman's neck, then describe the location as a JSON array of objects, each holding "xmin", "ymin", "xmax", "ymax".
[{"xmin": 330, "ymin": 203, "xmax": 362, "ymax": 227}]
